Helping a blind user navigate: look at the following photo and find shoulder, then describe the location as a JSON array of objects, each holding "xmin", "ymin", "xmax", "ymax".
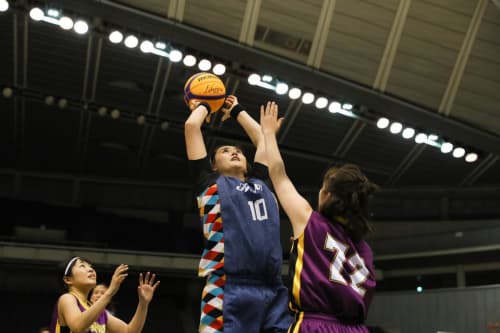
[{"xmin": 248, "ymin": 162, "xmax": 268, "ymax": 180}]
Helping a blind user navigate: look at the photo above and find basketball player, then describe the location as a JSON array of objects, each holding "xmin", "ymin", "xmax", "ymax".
[
  {"xmin": 49, "ymin": 257, "xmax": 159, "ymax": 333},
  {"xmin": 260, "ymin": 102, "xmax": 377, "ymax": 333},
  {"xmin": 184, "ymin": 95, "xmax": 292, "ymax": 333}
]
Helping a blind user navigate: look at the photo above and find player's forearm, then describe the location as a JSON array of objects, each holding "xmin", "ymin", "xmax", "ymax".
[
  {"xmin": 126, "ymin": 302, "xmax": 149, "ymax": 333},
  {"xmin": 236, "ymin": 110, "xmax": 262, "ymax": 148},
  {"xmin": 263, "ymin": 130, "xmax": 286, "ymax": 177}
]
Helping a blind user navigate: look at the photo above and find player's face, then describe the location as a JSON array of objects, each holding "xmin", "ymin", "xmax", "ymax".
[
  {"xmin": 67, "ymin": 259, "xmax": 97, "ymax": 288},
  {"xmin": 213, "ymin": 146, "xmax": 247, "ymax": 174},
  {"xmin": 90, "ymin": 284, "xmax": 107, "ymax": 303}
]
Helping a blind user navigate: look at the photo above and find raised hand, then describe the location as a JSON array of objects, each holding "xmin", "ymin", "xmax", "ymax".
[
  {"xmin": 137, "ymin": 272, "xmax": 160, "ymax": 304},
  {"xmin": 108, "ymin": 264, "xmax": 129, "ymax": 297},
  {"xmin": 260, "ymin": 101, "xmax": 283, "ymax": 135},
  {"xmin": 220, "ymin": 95, "xmax": 238, "ymax": 122}
]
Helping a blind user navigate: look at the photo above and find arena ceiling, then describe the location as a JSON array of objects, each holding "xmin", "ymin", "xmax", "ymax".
[{"xmin": 0, "ymin": 0, "xmax": 499, "ymax": 260}]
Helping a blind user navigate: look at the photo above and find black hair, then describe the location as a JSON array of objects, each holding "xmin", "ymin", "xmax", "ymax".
[
  {"xmin": 209, "ymin": 144, "xmax": 251, "ymax": 175},
  {"xmin": 318, "ymin": 164, "xmax": 378, "ymax": 241}
]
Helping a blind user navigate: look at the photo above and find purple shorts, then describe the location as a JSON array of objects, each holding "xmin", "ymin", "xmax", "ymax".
[{"xmin": 288, "ymin": 313, "xmax": 369, "ymax": 333}]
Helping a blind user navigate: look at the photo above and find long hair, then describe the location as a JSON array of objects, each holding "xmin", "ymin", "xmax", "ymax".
[{"xmin": 319, "ymin": 164, "xmax": 378, "ymax": 241}]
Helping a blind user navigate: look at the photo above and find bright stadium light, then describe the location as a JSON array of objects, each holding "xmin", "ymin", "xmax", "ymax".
[
  {"xmin": 73, "ymin": 20, "xmax": 89, "ymax": 34},
  {"xmin": 212, "ymin": 63, "xmax": 226, "ymax": 75},
  {"xmin": 47, "ymin": 9, "xmax": 60, "ymax": 17},
  {"xmin": 440, "ymin": 142, "xmax": 453, "ymax": 154},
  {"xmin": 124, "ymin": 35, "xmax": 138, "ymax": 48},
  {"xmin": 275, "ymin": 82, "xmax": 288, "ymax": 95},
  {"xmin": 315, "ymin": 97, "xmax": 328, "ymax": 109},
  {"xmin": 328, "ymin": 101, "xmax": 341, "ymax": 113},
  {"xmin": 198, "ymin": 59, "xmax": 211, "ymax": 71},
  {"xmin": 29, "ymin": 7, "xmax": 45, "ymax": 21},
  {"xmin": 248, "ymin": 74, "xmax": 261, "ymax": 86},
  {"xmin": 415, "ymin": 133, "xmax": 428, "ymax": 144},
  {"xmin": 59, "ymin": 16, "xmax": 74, "ymax": 30},
  {"xmin": 402, "ymin": 127, "xmax": 415, "ymax": 139},
  {"xmin": 389, "ymin": 122, "xmax": 403, "ymax": 134},
  {"xmin": 465, "ymin": 152, "xmax": 478, "ymax": 163},
  {"xmin": 376, "ymin": 117, "xmax": 389, "ymax": 129},
  {"xmin": 301, "ymin": 92, "xmax": 315, "ymax": 104},
  {"xmin": 183, "ymin": 54, "xmax": 197, "ymax": 67},
  {"xmin": 108, "ymin": 30, "xmax": 123, "ymax": 44},
  {"xmin": 342, "ymin": 103, "xmax": 353, "ymax": 110},
  {"xmin": 169, "ymin": 49, "xmax": 183, "ymax": 62},
  {"xmin": 0, "ymin": 0, "xmax": 9, "ymax": 12},
  {"xmin": 452, "ymin": 147, "xmax": 465, "ymax": 158},
  {"xmin": 140, "ymin": 40, "xmax": 154, "ymax": 53},
  {"xmin": 288, "ymin": 87, "xmax": 301, "ymax": 100}
]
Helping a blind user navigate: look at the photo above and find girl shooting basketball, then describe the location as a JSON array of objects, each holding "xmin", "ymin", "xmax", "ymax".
[{"xmin": 184, "ymin": 95, "xmax": 292, "ymax": 333}]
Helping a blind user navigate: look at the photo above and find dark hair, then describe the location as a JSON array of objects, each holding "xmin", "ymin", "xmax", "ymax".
[{"xmin": 318, "ymin": 164, "xmax": 378, "ymax": 241}]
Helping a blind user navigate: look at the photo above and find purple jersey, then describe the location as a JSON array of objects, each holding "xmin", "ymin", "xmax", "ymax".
[
  {"xmin": 50, "ymin": 294, "xmax": 108, "ymax": 333},
  {"xmin": 288, "ymin": 211, "xmax": 375, "ymax": 325}
]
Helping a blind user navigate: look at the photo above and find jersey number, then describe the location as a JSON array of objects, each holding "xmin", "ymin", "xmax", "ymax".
[
  {"xmin": 325, "ymin": 233, "xmax": 370, "ymax": 297},
  {"xmin": 247, "ymin": 199, "xmax": 268, "ymax": 221}
]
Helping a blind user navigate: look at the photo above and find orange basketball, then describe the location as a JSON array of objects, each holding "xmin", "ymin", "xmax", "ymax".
[{"xmin": 184, "ymin": 72, "xmax": 226, "ymax": 113}]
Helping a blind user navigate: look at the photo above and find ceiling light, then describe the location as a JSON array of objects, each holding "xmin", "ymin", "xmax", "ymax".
[
  {"xmin": 0, "ymin": 0, "xmax": 9, "ymax": 12},
  {"xmin": 288, "ymin": 87, "xmax": 301, "ymax": 100},
  {"xmin": 198, "ymin": 59, "xmax": 211, "ymax": 71},
  {"xmin": 329, "ymin": 101, "xmax": 341, "ymax": 113},
  {"xmin": 137, "ymin": 115, "xmax": 145, "ymax": 125},
  {"xmin": 465, "ymin": 152, "xmax": 478, "ymax": 163},
  {"xmin": 47, "ymin": 9, "xmax": 60, "ymax": 17},
  {"xmin": 248, "ymin": 74, "xmax": 261, "ymax": 86},
  {"xmin": 97, "ymin": 106, "xmax": 107, "ymax": 116},
  {"xmin": 342, "ymin": 103, "xmax": 353, "ymax": 110},
  {"xmin": 124, "ymin": 35, "xmax": 138, "ymax": 48},
  {"xmin": 140, "ymin": 40, "xmax": 154, "ymax": 53},
  {"xmin": 376, "ymin": 117, "xmax": 389, "ymax": 129},
  {"xmin": 29, "ymin": 7, "xmax": 45, "ymax": 21},
  {"xmin": 155, "ymin": 42, "xmax": 166, "ymax": 49},
  {"xmin": 275, "ymin": 82, "xmax": 288, "ymax": 95},
  {"xmin": 262, "ymin": 75, "xmax": 272, "ymax": 82},
  {"xmin": 110, "ymin": 109, "xmax": 120, "ymax": 119},
  {"xmin": 183, "ymin": 54, "xmax": 196, "ymax": 67},
  {"xmin": 440, "ymin": 142, "xmax": 453, "ymax": 154},
  {"xmin": 108, "ymin": 30, "xmax": 123, "ymax": 44},
  {"xmin": 45, "ymin": 96, "xmax": 55, "ymax": 105},
  {"xmin": 2, "ymin": 87, "xmax": 13, "ymax": 98},
  {"xmin": 452, "ymin": 147, "xmax": 465, "ymax": 158},
  {"xmin": 73, "ymin": 20, "xmax": 89, "ymax": 34},
  {"xmin": 402, "ymin": 127, "xmax": 415, "ymax": 139},
  {"xmin": 415, "ymin": 133, "xmax": 428, "ymax": 144},
  {"xmin": 389, "ymin": 122, "xmax": 403, "ymax": 134},
  {"xmin": 301, "ymin": 92, "xmax": 314, "ymax": 104},
  {"xmin": 59, "ymin": 16, "xmax": 73, "ymax": 30},
  {"xmin": 315, "ymin": 97, "xmax": 328, "ymax": 109},
  {"xmin": 212, "ymin": 63, "xmax": 226, "ymax": 75},
  {"xmin": 169, "ymin": 49, "xmax": 183, "ymax": 62},
  {"xmin": 57, "ymin": 98, "xmax": 68, "ymax": 109}
]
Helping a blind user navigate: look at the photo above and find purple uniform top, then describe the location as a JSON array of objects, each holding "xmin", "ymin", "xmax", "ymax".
[
  {"xmin": 50, "ymin": 294, "xmax": 108, "ymax": 333},
  {"xmin": 288, "ymin": 211, "xmax": 375, "ymax": 325}
]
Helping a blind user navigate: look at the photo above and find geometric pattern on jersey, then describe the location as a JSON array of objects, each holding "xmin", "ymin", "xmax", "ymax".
[
  {"xmin": 199, "ymin": 272, "xmax": 225, "ymax": 333},
  {"xmin": 197, "ymin": 184, "xmax": 224, "ymax": 277},
  {"xmin": 288, "ymin": 211, "xmax": 376, "ymax": 325}
]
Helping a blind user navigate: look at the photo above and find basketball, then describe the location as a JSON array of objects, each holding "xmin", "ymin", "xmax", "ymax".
[{"xmin": 184, "ymin": 72, "xmax": 226, "ymax": 113}]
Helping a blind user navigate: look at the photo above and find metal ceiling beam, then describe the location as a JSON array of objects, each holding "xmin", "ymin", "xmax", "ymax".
[
  {"xmin": 373, "ymin": 0, "xmax": 411, "ymax": 91},
  {"xmin": 20, "ymin": 0, "xmax": 500, "ymax": 157},
  {"xmin": 167, "ymin": 0, "xmax": 185, "ymax": 21},
  {"xmin": 306, "ymin": 0, "xmax": 336, "ymax": 68},
  {"xmin": 460, "ymin": 153, "xmax": 499, "ymax": 186},
  {"xmin": 239, "ymin": 0, "xmax": 261, "ymax": 45},
  {"xmin": 333, "ymin": 120, "xmax": 366, "ymax": 158},
  {"xmin": 438, "ymin": 0, "xmax": 488, "ymax": 116},
  {"xmin": 386, "ymin": 144, "xmax": 426, "ymax": 186},
  {"xmin": 278, "ymin": 101, "xmax": 302, "ymax": 144}
]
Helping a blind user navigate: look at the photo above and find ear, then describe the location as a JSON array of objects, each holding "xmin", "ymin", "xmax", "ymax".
[{"xmin": 63, "ymin": 276, "xmax": 72, "ymax": 286}]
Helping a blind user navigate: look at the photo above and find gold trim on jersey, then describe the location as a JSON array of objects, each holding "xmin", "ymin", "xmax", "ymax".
[{"xmin": 291, "ymin": 233, "xmax": 305, "ymax": 309}]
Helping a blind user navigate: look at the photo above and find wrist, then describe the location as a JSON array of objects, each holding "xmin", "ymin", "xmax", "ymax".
[
  {"xmin": 230, "ymin": 104, "xmax": 245, "ymax": 118},
  {"xmin": 196, "ymin": 102, "xmax": 211, "ymax": 114}
]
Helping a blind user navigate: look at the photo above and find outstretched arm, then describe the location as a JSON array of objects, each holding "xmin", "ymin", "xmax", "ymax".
[
  {"xmin": 185, "ymin": 104, "xmax": 210, "ymax": 160},
  {"xmin": 107, "ymin": 272, "xmax": 160, "ymax": 333},
  {"xmin": 222, "ymin": 95, "xmax": 267, "ymax": 165},
  {"xmin": 260, "ymin": 102, "xmax": 312, "ymax": 238}
]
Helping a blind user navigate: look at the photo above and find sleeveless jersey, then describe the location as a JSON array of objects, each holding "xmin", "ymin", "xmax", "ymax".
[
  {"xmin": 50, "ymin": 294, "xmax": 108, "ymax": 333},
  {"xmin": 194, "ymin": 160, "xmax": 283, "ymax": 281},
  {"xmin": 288, "ymin": 211, "xmax": 375, "ymax": 324}
]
